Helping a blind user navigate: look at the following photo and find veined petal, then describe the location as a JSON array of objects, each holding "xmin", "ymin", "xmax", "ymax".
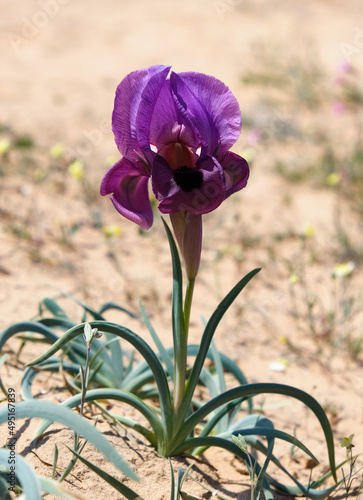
[
  {"xmin": 146, "ymin": 82, "xmax": 201, "ymax": 153},
  {"xmin": 170, "ymin": 72, "xmax": 241, "ymax": 156},
  {"xmin": 135, "ymin": 66, "xmax": 172, "ymax": 154},
  {"xmin": 152, "ymin": 155, "xmax": 225, "ymax": 215},
  {"xmin": 100, "ymin": 158, "xmax": 153, "ymax": 230},
  {"xmin": 112, "ymin": 65, "xmax": 170, "ymax": 161},
  {"xmin": 218, "ymin": 151, "xmax": 249, "ymax": 197}
]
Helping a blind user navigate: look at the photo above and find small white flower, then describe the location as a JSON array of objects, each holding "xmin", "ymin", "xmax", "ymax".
[
  {"xmin": 332, "ymin": 261, "xmax": 355, "ymax": 278},
  {"xmin": 83, "ymin": 322, "xmax": 102, "ymax": 343},
  {"xmin": 269, "ymin": 361, "xmax": 286, "ymax": 372}
]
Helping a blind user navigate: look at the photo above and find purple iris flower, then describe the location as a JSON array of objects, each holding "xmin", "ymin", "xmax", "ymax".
[{"xmin": 101, "ymin": 65, "xmax": 249, "ymax": 231}]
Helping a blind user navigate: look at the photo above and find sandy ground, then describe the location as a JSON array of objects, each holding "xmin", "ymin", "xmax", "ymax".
[{"xmin": 1, "ymin": 0, "xmax": 363, "ymax": 498}]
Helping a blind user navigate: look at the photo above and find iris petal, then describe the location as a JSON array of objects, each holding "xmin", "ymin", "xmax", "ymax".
[
  {"xmin": 151, "ymin": 155, "xmax": 225, "ymax": 214},
  {"xmin": 104, "ymin": 66, "xmax": 249, "ymax": 231},
  {"xmin": 218, "ymin": 151, "xmax": 249, "ymax": 197},
  {"xmin": 135, "ymin": 67, "xmax": 172, "ymax": 155},
  {"xmin": 170, "ymin": 72, "xmax": 241, "ymax": 156},
  {"xmin": 112, "ymin": 65, "xmax": 170, "ymax": 161},
  {"xmin": 101, "ymin": 158, "xmax": 153, "ymax": 230}
]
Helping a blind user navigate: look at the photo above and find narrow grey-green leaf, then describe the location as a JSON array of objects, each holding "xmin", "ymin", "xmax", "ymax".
[
  {"xmin": 0, "ymin": 449, "xmax": 42, "ymax": 500},
  {"xmin": 65, "ymin": 445, "xmax": 143, "ymax": 499},
  {"xmin": 0, "ymin": 401, "xmax": 137, "ymax": 480},
  {"xmin": 139, "ymin": 301, "xmax": 174, "ymax": 380}
]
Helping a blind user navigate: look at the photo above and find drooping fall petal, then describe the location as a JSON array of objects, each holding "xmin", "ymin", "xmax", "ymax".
[
  {"xmin": 218, "ymin": 151, "xmax": 250, "ymax": 197},
  {"xmin": 151, "ymin": 155, "xmax": 226, "ymax": 215},
  {"xmin": 100, "ymin": 158, "xmax": 153, "ymax": 230}
]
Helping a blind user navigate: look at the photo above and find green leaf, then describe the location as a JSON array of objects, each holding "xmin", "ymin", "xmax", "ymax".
[
  {"xmin": 0, "ymin": 449, "xmax": 42, "ymax": 500},
  {"xmin": 196, "ymin": 397, "xmax": 245, "ymax": 442},
  {"xmin": 173, "ymin": 382, "xmax": 337, "ymax": 482},
  {"xmin": 0, "ymin": 321, "xmax": 85, "ymax": 365},
  {"xmin": 139, "ymin": 300, "xmax": 174, "ymax": 380},
  {"xmin": 0, "ymin": 401, "xmax": 137, "ymax": 481},
  {"xmin": 65, "ymin": 445, "xmax": 143, "ymax": 499},
  {"xmin": 42, "ymin": 297, "xmax": 70, "ymax": 319},
  {"xmin": 38, "ymin": 317, "xmax": 77, "ymax": 331},
  {"xmin": 177, "ymin": 464, "xmax": 193, "ymax": 493},
  {"xmin": 0, "ymin": 475, "xmax": 12, "ymax": 500},
  {"xmin": 0, "ymin": 354, "xmax": 9, "ymax": 397},
  {"xmin": 21, "ymin": 360, "xmax": 79, "ymax": 401},
  {"xmin": 34, "ymin": 388, "xmax": 163, "ymax": 446},
  {"xmin": 111, "ymin": 413, "xmax": 156, "ymax": 446},
  {"xmin": 162, "ymin": 218, "xmax": 186, "ymax": 409},
  {"xmin": 167, "ymin": 436, "xmax": 338, "ymax": 499},
  {"xmin": 177, "ymin": 269, "xmax": 260, "ymax": 427},
  {"xmin": 39, "ymin": 475, "xmax": 83, "ymax": 499},
  {"xmin": 170, "ymin": 344, "xmax": 251, "ymax": 402},
  {"xmin": 169, "ymin": 458, "xmax": 176, "ymax": 500},
  {"xmin": 87, "ymin": 337, "xmax": 121, "ymax": 387},
  {"xmin": 58, "ymin": 435, "xmax": 87, "ymax": 483},
  {"xmin": 0, "ymin": 354, "xmax": 8, "ymax": 370},
  {"xmin": 52, "ymin": 444, "xmax": 59, "ymax": 479},
  {"xmin": 98, "ymin": 301, "xmax": 139, "ymax": 319},
  {"xmin": 211, "ymin": 341, "xmax": 226, "ymax": 394},
  {"xmin": 210, "ymin": 341, "xmax": 228, "ymax": 433},
  {"xmin": 26, "ymin": 321, "xmax": 173, "ymax": 445},
  {"xmin": 252, "ymin": 418, "xmax": 274, "ymax": 499}
]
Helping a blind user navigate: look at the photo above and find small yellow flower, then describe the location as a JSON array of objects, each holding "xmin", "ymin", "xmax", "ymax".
[
  {"xmin": 0, "ymin": 138, "xmax": 11, "ymax": 155},
  {"xmin": 332, "ymin": 261, "xmax": 355, "ymax": 278},
  {"xmin": 326, "ymin": 172, "xmax": 341, "ymax": 186},
  {"xmin": 33, "ymin": 167, "xmax": 46, "ymax": 181},
  {"xmin": 277, "ymin": 335, "xmax": 288, "ymax": 345},
  {"xmin": 340, "ymin": 434, "xmax": 354, "ymax": 450},
  {"xmin": 302, "ymin": 222, "xmax": 315, "ymax": 239},
  {"xmin": 102, "ymin": 224, "xmax": 122, "ymax": 238},
  {"xmin": 50, "ymin": 142, "xmax": 64, "ymax": 159},
  {"xmin": 68, "ymin": 159, "xmax": 84, "ymax": 180},
  {"xmin": 289, "ymin": 273, "xmax": 299, "ymax": 285}
]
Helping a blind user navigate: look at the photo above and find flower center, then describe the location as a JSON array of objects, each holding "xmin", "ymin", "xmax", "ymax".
[
  {"xmin": 159, "ymin": 142, "xmax": 196, "ymax": 170},
  {"xmin": 173, "ymin": 167, "xmax": 203, "ymax": 192}
]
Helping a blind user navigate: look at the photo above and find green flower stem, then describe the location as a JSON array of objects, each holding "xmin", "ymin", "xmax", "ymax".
[
  {"xmin": 173, "ymin": 278, "xmax": 195, "ymax": 413},
  {"xmin": 173, "ymin": 334, "xmax": 188, "ymax": 413},
  {"xmin": 80, "ymin": 343, "xmax": 91, "ymax": 416}
]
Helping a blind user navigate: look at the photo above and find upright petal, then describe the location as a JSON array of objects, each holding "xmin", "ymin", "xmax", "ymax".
[
  {"xmin": 135, "ymin": 67, "xmax": 175, "ymax": 156},
  {"xmin": 170, "ymin": 72, "xmax": 241, "ymax": 156},
  {"xmin": 112, "ymin": 65, "xmax": 170, "ymax": 161},
  {"xmin": 144, "ymin": 81, "xmax": 201, "ymax": 154},
  {"xmin": 218, "ymin": 151, "xmax": 249, "ymax": 197},
  {"xmin": 100, "ymin": 158, "xmax": 153, "ymax": 230}
]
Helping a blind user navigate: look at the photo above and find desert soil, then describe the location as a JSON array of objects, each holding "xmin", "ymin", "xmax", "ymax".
[{"xmin": 1, "ymin": 0, "xmax": 363, "ymax": 498}]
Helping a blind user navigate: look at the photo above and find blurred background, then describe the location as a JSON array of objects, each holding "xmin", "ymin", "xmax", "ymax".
[{"xmin": 2, "ymin": 0, "xmax": 363, "ymax": 160}]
